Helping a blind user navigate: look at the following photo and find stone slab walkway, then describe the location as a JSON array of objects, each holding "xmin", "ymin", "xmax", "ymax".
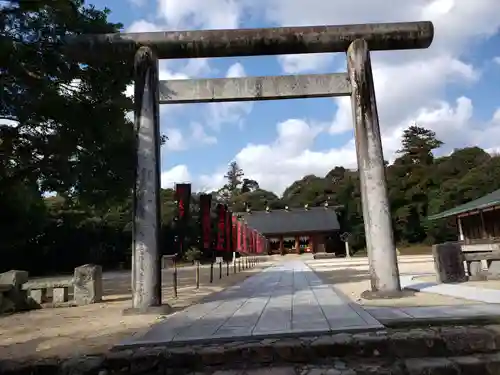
[
  {"xmin": 365, "ymin": 303, "xmax": 500, "ymax": 323},
  {"xmin": 401, "ymin": 275, "xmax": 500, "ymax": 304},
  {"xmin": 116, "ymin": 261, "xmax": 383, "ymax": 348}
]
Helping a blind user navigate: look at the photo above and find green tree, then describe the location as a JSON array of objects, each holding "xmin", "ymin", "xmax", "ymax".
[
  {"xmin": 224, "ymin": 161, "xmax": 244, "ymax": 192},
  {"xmin": 241, "ymin": 178, "xmax": 259, "ymax": 193},
  {"xmin": 396, "ymin": 124, "xmax": 443, "ymax": 165},
  {"xmin": 1, "ymin": 0, "xmax": 134, "ymax": 208}
]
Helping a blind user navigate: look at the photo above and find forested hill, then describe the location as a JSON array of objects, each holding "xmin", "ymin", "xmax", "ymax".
[{"xmin": 3, "ymin": 123, "xmax": 500, "ymax": 275}]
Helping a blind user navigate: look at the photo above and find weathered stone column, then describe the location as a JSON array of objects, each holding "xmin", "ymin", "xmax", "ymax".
[
  {"xmin": 347, "ymin": 39, "xmax": 401, "ymax": 296},
  {"xmin": 127, "ymin": 46, "xmax": 167, "ymax": 314}
]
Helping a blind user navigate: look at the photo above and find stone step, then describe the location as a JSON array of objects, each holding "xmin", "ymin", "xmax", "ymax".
[
  {"xmin": 3, "ymin": 325, "xmax": 499, "ymax": 375},
  {"xmin": 188, "ymin": 353, "xmax": 500, "ymax": 374},
  {"xmin": 4, "ymin": 352, "xmax": 499, "ymax": 375}
]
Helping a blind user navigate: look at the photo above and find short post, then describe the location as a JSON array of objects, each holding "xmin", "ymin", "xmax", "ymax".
[
  {"xmin": 195, "ymin": 260, "xmax": 200, "ymax": 289},
  {"xmin": 219, "ymin": 261, "xmax": 222, "ymax": 279},
  {"xmin": 340, "ymin": 233, "xmax": 352, "ymax": 259},
  {"xmin": 130, "ymin": 46, "xmax": 163, "ymax": 312},
  {"xmin": 210, "ymin": 262, "xmax": 214, "ymax": 283},
  {"xmin": 238, "ymin": 259, "xmax": 241, "ymax": 272},
  {"xmin": 233, "ymin": 252, "xmax": 237, "ymax": 273},
  {"xmin": 347, "ymin": 39, "xmax": 401, "ymax": 296},
  {"xmin": 173, "ymin": 258, "xmax": 178, "ymax": 298},
  {"xmin": 226, "ymin": 261, "xmax": 229, "ymax": 276}
]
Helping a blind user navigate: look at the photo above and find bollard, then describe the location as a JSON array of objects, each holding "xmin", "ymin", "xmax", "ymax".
[
  {"xmin": 233, "ymin": 259, "xmax": 236, "ymax": 273},
  {"xmin": 219, "ymin": 262, "xmax": 222, "ymax": 279},
  {"xmin": 195, "ymin": 260, "xmax": 200, "ymax": 289},
  {"xmin": 238, "ymin": 259, "xmax": 241, "ymax": 272},
  {"xmin": 173, "ymin": 259, "xmax": 178, "ymax": 298},
  {"xmin": 210, "ymin": 262, "xmax": 214, "ymax": 283},
  {"xmin": 226, "ymin": 261, "xmax": 229, "ymax": 276}
]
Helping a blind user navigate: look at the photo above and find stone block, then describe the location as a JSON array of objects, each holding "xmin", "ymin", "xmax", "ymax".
[
  {"xmin": 53, "ymin": 287, "xmax": 69, "ymax": 303},
  {"xmin": 488, "ymin": 260, "xmax": 500, "ymax": 276},
  {"xmin": 0, "ymin": 270, "xmax": 29, "ymax": 289},
  {"xmin": 74, "ymin": 264, "xmax": 103, "ymax": 305},
  {"xmin": 432, "ymin": 242, "xmax": 467, "ymax": 283},
  {"xmin": 29, "ymin": 289, "xmax": 46, "ymax": 304},
  {"xmin": 0, "ymin": 270, "xmax": 29, "ymax": 312}
]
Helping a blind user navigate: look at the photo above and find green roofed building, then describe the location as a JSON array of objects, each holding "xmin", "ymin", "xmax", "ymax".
[
  {"xmin": 237, "ymin": 205, "xmax": 342, "ymax": 254},
  {"xmin": 428, "ymin": 188, "xmax": 500, "ymax": 251}
]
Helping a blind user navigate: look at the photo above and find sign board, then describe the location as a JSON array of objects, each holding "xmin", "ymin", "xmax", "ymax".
[{"xmin": 215, "ymin": 257, "xmax": 223, "ymax": 264}]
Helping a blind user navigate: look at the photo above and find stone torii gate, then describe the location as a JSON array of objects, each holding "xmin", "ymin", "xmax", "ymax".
[{"xmin": 68, "ymin": 21, "xmax": 434, "ymax": 313}]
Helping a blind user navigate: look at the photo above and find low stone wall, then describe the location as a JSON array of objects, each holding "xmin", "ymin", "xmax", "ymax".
[
  {"xmin": 0, "ymin": 264, "xmax": 103, "ymax": 313},
  {"xmin": 1, "ymin": 325, "xmax": 500, "ymax": 375}
]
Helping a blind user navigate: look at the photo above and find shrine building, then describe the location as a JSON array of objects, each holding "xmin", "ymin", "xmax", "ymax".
[{"xmin": 237, "ymin": 205, "xmax": 342, "ymax": 254}]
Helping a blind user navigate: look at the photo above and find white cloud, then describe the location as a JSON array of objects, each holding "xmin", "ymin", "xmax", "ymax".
[
  {"xmin": 493, "ymin": 57, "xmax": 500, "ymax": 66},
  {"xmin": 190, "ymin": 122, "xmax": 217, "ymax": 145},
  {"xmin": 127, "ymin": 20, "xmax": 160, "ymax": 33},
  {"xmin": 127, "ymin": 0, "xmax": 146, "ymax": 7},
  {"xmin": 157, "ymin": 0, "xmax": 242, "ymax": 30},
  {"xmin": 164, "ymin": 128, "xmax": 186, "ymax": 151},
  {"xmin": 201, "ymin": 118, "xmax": 355, "ymax": 193},
  {"xmin": 226, "ymin": 62, "xmax": 246, "ymax": 78},
  {"xmin": 330, "ymin": 55, "xmax": 480, "ymax": 135},
  {"xmin": 163, "ymin": 122, "xmax": 218, "ymax": 151},
  {"xmin": 199, "ymin": 102, "xmax": 500, "ymax": 194},
  {"xmin": 207, "ymin": 62, "xmax": 253, "ymax": 131},
  {"xmin": 161, "ymin": 165, "xmax": 191, "ymax": 188},
  {"xmin": 278, "ymin": 54, "xmax": 334, "ymax": 74}
]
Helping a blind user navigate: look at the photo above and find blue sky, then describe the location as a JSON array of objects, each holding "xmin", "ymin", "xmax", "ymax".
[{"xmin": 91, "ymin": 0, "xmax": 500, "ymax": 194}]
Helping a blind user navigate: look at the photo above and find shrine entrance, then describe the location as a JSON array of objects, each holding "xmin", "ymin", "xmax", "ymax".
[{"xmin": 68, "ymin": 20, "xmax": 434, "ymax": 312}]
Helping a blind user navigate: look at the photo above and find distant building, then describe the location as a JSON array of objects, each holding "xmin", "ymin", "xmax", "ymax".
[
  {"xmin": 428, "ymin": 188, "xmax": 500, "ymax": 251},
  {"xmin": 237, "ymin": 205, "xmax": 341, "ymax": 254}
]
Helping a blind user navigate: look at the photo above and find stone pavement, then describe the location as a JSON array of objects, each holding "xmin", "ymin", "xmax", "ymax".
[
  {"xmin": 117, "ymin": 260, "xmax": 382, "ymax": 348},
  {"xmin": 366, "ymin": 303, "xmax": 500, "ymax": 325},
  {"xmin": 401, "ymin": 275, "xmax": 500, "ymax": 304}
]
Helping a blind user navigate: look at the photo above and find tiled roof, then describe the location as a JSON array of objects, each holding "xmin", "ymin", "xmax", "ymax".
[
  {"xmin": 427, "ymin": 188, "xmax": 500, "ymax": 220},
  {"xmin": 236, "ymin": 206, "xmax": 340, "ymax": 235}
]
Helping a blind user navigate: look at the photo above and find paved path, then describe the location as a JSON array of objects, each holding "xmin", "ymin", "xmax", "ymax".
[
  {"xmin": 117, "ymin": 260, "xmax": 383, "ymax": 347},
  {"xmin": 366, "ymin": 303, "xmax": 500, "ymax": 322},
  {"xmin": 401, "ymin": 275, "xmax": 500, "ymax": 304}
]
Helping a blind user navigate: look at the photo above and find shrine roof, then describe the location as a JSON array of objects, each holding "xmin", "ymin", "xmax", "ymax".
[{"xmin": 236, "ymin": 206, "xmax": 340, "ymax": 235}]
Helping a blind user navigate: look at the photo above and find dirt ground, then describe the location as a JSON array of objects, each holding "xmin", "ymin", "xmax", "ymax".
[
  {"xmin": 0, "ymin": 258, "xmax": 274, "ymax": 361},
  {"xmin": 306, "ymin": 255, "xmax": 483, "ymax": 307},
  {"xmin": 2, "ymin": 254, "xmax": 493, "ymax": 361}
]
